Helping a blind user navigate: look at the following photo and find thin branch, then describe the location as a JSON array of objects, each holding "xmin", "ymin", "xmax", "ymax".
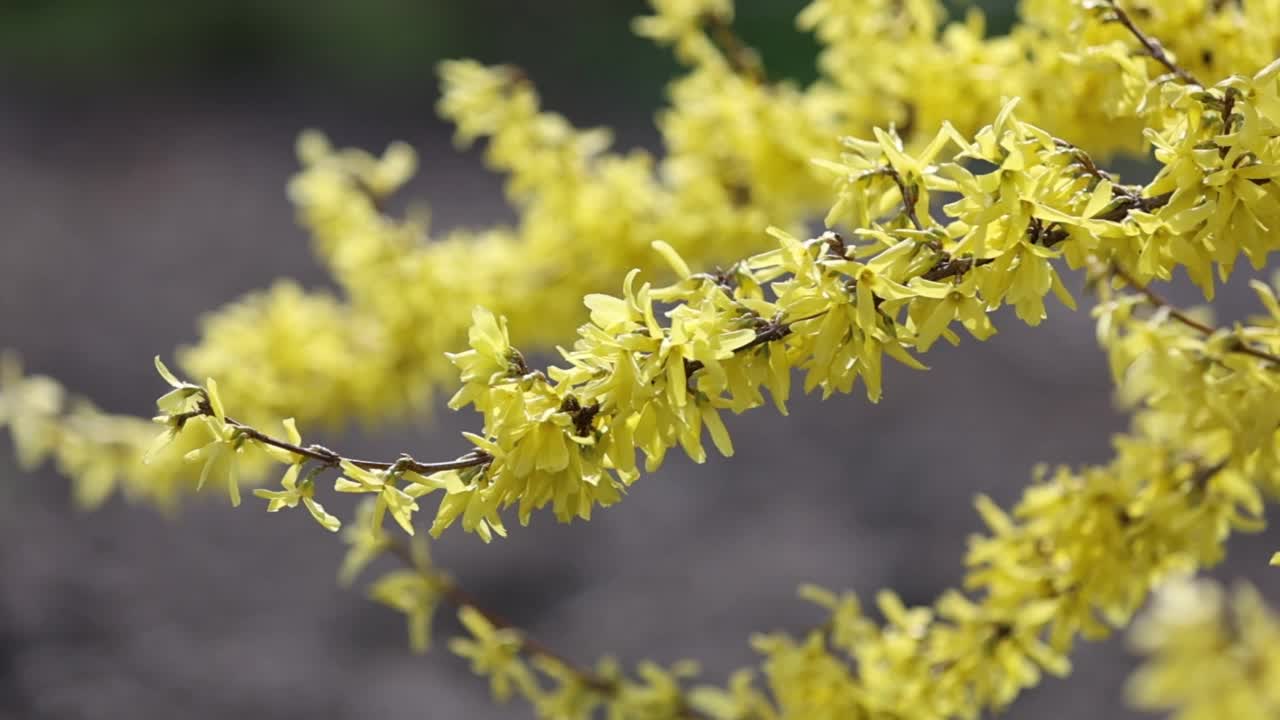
[
  {"xmin": 188, "ymin": 401, "xmax": 492, "ymax": 475},
  {"xmin": 1105, "ymin": 0, "xmax": 1204, "ymax": 86},
  {"xmin": 703, "ymin": 14, "xmax": 765, "ymax": 82},
  {"xmin": 921, "ymin": 255, "xmax": 995, "ymax": 282},
  {"xmin": 1109, "ymin": 263, "xmax": 1280, "ymax": 365}
]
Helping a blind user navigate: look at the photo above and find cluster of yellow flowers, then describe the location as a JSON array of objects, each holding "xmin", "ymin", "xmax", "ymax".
[
  {"xmin": 0, "ymin": 353, "xmax": 221, "ymax": 508},
  {"xmin": 1127, "ymin": 578, "xmax": 1280, "ymax": 719},
  {"xmin": 4, "ymin": 0, "xmax": 1280, "ymax": 718}
]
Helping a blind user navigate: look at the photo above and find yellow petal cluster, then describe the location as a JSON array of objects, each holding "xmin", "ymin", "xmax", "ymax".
[{"xmin": 1127, "ymin": 578, "xmax": 1280, "ymax": 720}]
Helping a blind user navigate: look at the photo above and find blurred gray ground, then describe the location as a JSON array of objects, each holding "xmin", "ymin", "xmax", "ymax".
[{"xmin": 0, "ymin": 90, "xmax": 1277, "ymax": 720}]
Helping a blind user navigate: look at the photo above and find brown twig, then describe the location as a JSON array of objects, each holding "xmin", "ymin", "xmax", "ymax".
[
  {"xmin": 1109, "ymin": 263, "xmax": 1280, "ymax": 365},
  {"xmin": 1105, "ymin": 1, "xmax": 1204, "ymax": 86},
  {"xmin": 704, "ymin": 14, "xmax": 765, "ymax": 82},
  {"xmin": 921, "ymin": 255, "xmax": 995, "ymax": 282},
  {"xmin": 186, "ymin": 401, "xmax": 492, "ymax": 475}
]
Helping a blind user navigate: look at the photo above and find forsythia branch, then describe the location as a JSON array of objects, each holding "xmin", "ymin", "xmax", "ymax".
[
  {"xmin": 4, "ymin": 2, "xmax": 1280, "ymax": 719},
  {"xmin": 183, "ymin": 399, "xmax": 492, "ymax": 475},
  {"xmin": 1109, "ymin": 263, "xmax": 1280, "ymax": 365},
  {"xmin": 1102, "ymin": 0, "xmax": 1205, "ymax": 87}
]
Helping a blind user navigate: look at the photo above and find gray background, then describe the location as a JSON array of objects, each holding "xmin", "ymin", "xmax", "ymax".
[{"xmin": 1, "ymin": 2, "xmax": 1277, "ymax": 718}]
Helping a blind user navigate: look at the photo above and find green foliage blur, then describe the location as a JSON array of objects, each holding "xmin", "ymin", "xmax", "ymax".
[{"xmin": 0, "ymin": 1, "xmax": 1015, "ymax": 106}]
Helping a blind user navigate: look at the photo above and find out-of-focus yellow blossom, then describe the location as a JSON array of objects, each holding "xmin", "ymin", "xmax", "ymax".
[
  {"xmin": 368, "ymin": 569, "xmax": 447, "ymax": 654},
  {"xmin": 0, "ymin": 353, "xmax": 264, "ymax": 509},
  {"xmin": 633, "ymin": 0, "xmax": 735, "ymax": 68},
  {"xmin": 0, "ymin": 352, "xmax": 66, "ymax": 471},
  {"xmin": 349, "ymin": 532, "xmax": 448, "ymax": 653},
  {"xmin": 337, "ymin": 498, "xmax": 394, "ymax": 586},
  {"xmin": 449, "ymin": 606, "xmax": 539, "ymax": 702},
  {"xmin": 1128, "ymin": 579, "xmax": 1280, "ymax": 720}
]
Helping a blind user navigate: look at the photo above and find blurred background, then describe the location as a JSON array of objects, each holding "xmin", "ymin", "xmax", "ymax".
[{"xmin": 0, "ymin": 1, "xmax": 1274, "ymax": 718}]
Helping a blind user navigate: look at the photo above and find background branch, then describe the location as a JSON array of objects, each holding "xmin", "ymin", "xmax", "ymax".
[{"xmin": 1105, "ymin": 0, "xmax": 1204, "ymax": 86}]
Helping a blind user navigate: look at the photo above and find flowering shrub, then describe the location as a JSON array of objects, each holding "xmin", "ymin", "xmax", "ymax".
[{"xmin": 3, "ymin": 0, "xmax": 1280, "ymax": 717}]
